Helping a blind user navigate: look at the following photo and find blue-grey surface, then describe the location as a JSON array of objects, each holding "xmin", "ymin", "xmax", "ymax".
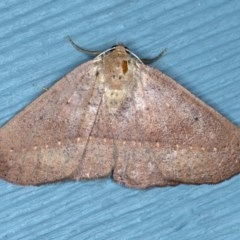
[{"xmin": 0, "ymin": 1, "xmax": 240, "ymax": 239}]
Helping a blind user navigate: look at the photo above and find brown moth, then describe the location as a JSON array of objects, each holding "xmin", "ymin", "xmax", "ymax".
[{"xmin": 0, "ymin": 37, "xmax": 239, "ymax": 189}]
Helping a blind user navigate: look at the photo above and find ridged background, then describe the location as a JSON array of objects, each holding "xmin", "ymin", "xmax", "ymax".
[{"xmin": 0, "ymin": 1, "xmax": 240, "ymax": 239}]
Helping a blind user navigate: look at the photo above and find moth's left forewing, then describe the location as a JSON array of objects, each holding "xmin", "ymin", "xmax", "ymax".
[{"xmin": 0, "ymin": 60, "xmax": 112, "ymax": 185}]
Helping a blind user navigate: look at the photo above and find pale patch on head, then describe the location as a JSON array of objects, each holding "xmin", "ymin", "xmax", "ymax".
[
  {"xmin": 95, "ymin": 45, "xmax": 138, "ymax": 113},
  {"xmin": 105, "ymin": 88, "xmax": 126, "ymax": 109}
]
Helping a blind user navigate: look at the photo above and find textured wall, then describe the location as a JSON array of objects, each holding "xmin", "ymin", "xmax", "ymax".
[{"xmin": 0, "ymin": 1, "xmax": 240, "ymax": 239}]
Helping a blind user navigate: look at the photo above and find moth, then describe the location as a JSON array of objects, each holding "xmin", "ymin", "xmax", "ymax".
[{"xmin": 0, "ymin": 37, "xmax": 239, "ymax": 188}]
